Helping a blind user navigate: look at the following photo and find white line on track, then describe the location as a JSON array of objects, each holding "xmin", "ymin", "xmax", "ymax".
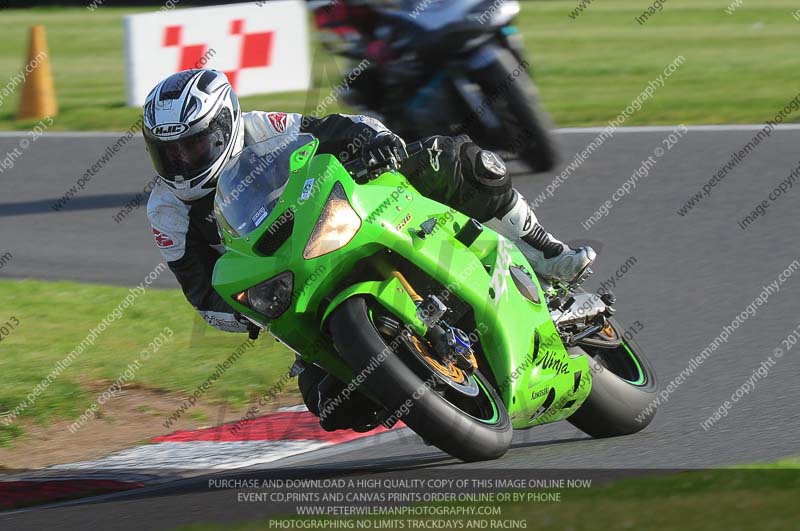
[
  {"xmin": 0, "ymin": 131, "xmax": 124, "ymax": 138},
  {"xmin": 1, "ymin": 124, "xmax": 800, "ymax": 139},
  {"xmin": 558, "ymin": 124, "xmax": 800, "ymax": 134}
]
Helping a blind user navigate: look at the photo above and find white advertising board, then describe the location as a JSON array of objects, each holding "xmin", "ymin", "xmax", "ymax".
[{"xmin": 124, "ymin": 1, "xmax": 311, "ymax": 106}]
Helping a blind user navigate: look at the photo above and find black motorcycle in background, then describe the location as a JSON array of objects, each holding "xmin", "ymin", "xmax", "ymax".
[{"xmin": 319, "ymin": 0, "xmax": 558, "ymax": 173}]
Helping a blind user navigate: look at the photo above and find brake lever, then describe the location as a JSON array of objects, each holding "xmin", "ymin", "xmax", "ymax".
[
  {"xmin": 345, "ymin": 134, "xmax": 417, "ymax": 184},
  {"xmin": 345, "ymin": 158, "xmax": 370, "ymax": 183},
  {"xmin": 345, "ymin": 156, "xmax": 400, "ymax": 184}
]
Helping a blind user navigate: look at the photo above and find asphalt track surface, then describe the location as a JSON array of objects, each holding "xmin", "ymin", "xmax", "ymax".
[{"xmin": 1, "ymin": 125, "xmax": 799, "ymax": 528}]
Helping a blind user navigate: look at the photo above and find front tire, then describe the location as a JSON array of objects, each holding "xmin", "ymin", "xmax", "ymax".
[
  {"xmin": 469, "ymin": 49, "xmax": 559, "ymax": 173},
  {"xmin": 329, "ymin": 297, "xmax": 512, "ymax": 462},
  {"xmin": 567, "ymin": 319, "xmax": 659, "ymax": 437}
]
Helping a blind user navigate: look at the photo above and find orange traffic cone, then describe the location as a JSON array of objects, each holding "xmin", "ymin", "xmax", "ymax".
[{"xmin": 16, "ymin": 25, "xmax": 58, "ymax": 120}]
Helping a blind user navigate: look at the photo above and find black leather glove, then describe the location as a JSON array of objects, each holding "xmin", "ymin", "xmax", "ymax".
[{"xmin": 362, "ymin": 132, "xmax": 408, "ymax": 174}]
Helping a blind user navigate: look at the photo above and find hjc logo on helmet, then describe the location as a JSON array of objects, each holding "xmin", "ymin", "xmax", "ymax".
[{"xmin": 151, "ymin": 123, "xmax": 189, "ymax": 138}]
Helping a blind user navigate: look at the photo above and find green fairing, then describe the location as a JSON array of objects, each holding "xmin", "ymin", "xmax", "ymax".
[{"xmin": 213, "ymin": 136, "xmax": 592, "ymax": 429}]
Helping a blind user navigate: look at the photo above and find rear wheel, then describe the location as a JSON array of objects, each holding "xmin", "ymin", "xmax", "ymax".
[
  {"xmin": 567, "ymin": 318, "xmax": 659, "ymax": 437},
  {"xmin": 329, "ymin": 297, "xmax": 512, "ymax": 462}
]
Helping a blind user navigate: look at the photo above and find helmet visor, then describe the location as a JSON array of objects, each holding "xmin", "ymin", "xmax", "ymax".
[{"xmin": 145, "ymin": 108, "xmax": 232, "ymax": 181}]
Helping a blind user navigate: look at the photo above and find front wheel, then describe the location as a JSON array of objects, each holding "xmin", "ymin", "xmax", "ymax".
[
  {"xmin": 468, "ymin": 48, "xmax": 559, "ymax": 173},
  {"xmin": 329, "ymin": 297, "xmax": 512, "ymax": 462},
  {"xmin": 567, "ymin": 318, "xmax": 659, "ymax": 437}
]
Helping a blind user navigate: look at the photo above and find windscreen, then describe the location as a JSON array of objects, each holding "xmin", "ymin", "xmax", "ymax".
[{"xmin": 214, "ymin": 134, "xmax": 315, "ymax": 237}]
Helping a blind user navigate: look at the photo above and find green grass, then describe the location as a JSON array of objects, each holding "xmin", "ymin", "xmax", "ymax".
[
  {"xmin": 0, "ymin": 279, "xmax": 297, "ymax": 447},
  {"xmin": 490, "ymin": 467, "xmax": 800, "ymax": 531},
  {"xmin": 172, "ymin": 465, "xmax": 800, "ymax": 531},
  {"xmin": 1, "ymin": 1, "xmax": 799, "ymax": 131}
]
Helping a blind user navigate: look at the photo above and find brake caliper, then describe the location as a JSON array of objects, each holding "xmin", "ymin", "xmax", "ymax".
[{"xmin": 416, "ymin": 294, "xmax": 478, "ymax": 374}]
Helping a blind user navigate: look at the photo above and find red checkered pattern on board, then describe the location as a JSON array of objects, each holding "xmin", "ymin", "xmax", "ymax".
[{"xmin": 161, "ymin": 19, "xmax": 274, "ymax": 90}]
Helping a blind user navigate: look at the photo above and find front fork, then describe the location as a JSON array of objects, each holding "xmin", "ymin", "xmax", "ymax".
[
  {"xmin": 372, "ymin": 256, "xmax": 479, "ymax": 375},
  {"xmin": 500, "ymin": 25, "xmax": 528, "ymax": 68}
]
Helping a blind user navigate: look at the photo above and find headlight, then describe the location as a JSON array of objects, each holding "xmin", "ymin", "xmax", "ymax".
[
  {"xmin": 235, "ymin": 271, "xmax": 294, "ymax": 319},
  {"xmin": 303, "ymin": 182, "xmax": 361, "ymax": 259}
]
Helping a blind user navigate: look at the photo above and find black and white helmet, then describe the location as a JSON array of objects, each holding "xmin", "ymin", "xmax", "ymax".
[{"xmin": 143, "ymin": 69, "xmax": 243, "ymax": 202}]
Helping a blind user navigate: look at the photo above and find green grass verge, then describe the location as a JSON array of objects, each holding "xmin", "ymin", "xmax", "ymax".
[
  {"xmin": 2, "ymin": 1, "xmax": 799, "ymax": 131},
  {"xmin": 171, "ymin": 464, "xmax": 800, "ymax": 531},
  {"xmin": 0, "ymin": 279, "xmax": 296, "ymax": 447}
]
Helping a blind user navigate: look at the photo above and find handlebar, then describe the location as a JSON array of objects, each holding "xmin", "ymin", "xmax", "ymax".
[{"xmin": 343, "ymin": 140, "xmax": 423, "ymax": 183}]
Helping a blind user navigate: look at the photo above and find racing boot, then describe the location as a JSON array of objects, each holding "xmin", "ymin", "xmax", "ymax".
[{"xmin": 489, "ymin": 190, "xmax": 596, "ymax": 284}]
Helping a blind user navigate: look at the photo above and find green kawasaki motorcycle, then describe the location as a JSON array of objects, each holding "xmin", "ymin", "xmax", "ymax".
[{"xmin": 212, "ymin": 134, "xmax": 658, "ymax": 462}]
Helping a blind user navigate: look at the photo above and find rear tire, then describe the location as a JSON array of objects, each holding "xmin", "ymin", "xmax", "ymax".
[
  {"xmin": 329, "ymin": 297, "xmax": 512, "ymax": 462},
  {"xmin": 567, "ymin": 319, "xmax": 659, "ymax": 437}
]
